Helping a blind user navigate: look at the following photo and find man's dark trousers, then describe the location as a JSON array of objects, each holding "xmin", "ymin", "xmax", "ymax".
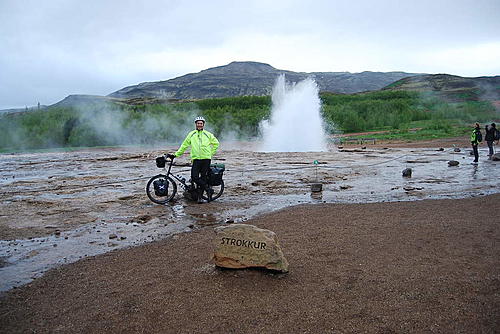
[
  {"xmin": 472, "ymin": 144, "xmax": 479, "ymax": 162},
  {"xmin": 191, "ymin": 159, "xmax": 211, "ymax": 197}
]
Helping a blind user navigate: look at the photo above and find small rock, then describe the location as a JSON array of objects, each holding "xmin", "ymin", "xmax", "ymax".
[
  {"xmin": 54, "ymin": 230, "xmax": 61, "ymax": 236},
  {"xmin": 437, "ymin": 148, "xmax": 444, "ymax": 151},
  {"xmin": 448, "ymin": 160, "xmax": 459, "ymax": 166},
  {"xmin": 404, "ymin": 186, "xmax": 423, "ymax": 191},
  {"xmin": 108, "ymin": 234, "xmax": 118, "ymax": 240},
  {"xmin": 454, "ymin": 148, "xmax": 461, "ymax": 152},
  {"xmin": 491, "ymin": 153, "xmax": 500, "ymax": 161},
  {"xmin": 120, "ymin": 236, "xmax": 127, "ymax": 240},
  {"xmin": 402, "ymin": 168, "xmax": 412, "ymax": 177}
]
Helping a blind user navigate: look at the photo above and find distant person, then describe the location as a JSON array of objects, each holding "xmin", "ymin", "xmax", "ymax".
[
  {"xmin": 484, "ymin": 123, "xmax": 499, "ymax": 158},
  {"xmin": 172, "ymin": 116, "xmax": 219, "ymax": 203},
  {"xmin": 470, "ymin": 122, "xmax": 482, "ymax": 164}
]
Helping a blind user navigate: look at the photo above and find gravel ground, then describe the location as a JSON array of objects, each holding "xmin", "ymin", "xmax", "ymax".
[{"xmin": 1, "ymin": 194, "xmax": 499, "ymax": 333}]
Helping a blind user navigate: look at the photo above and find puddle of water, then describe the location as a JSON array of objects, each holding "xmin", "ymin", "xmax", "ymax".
[
  {"xmin": 0, "ymin": 145, "xmax": 498, "ymax": 292},
  {"xmin": 0, "ymin": 215, "xmax": 196, "ymax": 292}
]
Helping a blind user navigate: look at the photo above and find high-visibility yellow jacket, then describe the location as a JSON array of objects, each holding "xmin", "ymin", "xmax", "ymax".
[
  {"xmin": 175, "ymin": 129, "xmax": 219, "ymax": 160},
  {"xmin": 470, "ymin": 128, "xmax": 481, "ymax": 145}
]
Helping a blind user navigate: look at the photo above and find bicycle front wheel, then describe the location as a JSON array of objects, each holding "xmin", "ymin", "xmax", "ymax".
[
  {"xmin": 202, "ymin": 180, "xmax": 224, "ymax": 201},
  {"xmin": 146, "ymin": 174, "xmax": 177, "ymax": 204}
]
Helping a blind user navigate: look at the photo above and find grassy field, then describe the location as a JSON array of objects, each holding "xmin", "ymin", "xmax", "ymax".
[{"xmin": 0, "ymin": 91, "xmax": 497, "ymax": 152}]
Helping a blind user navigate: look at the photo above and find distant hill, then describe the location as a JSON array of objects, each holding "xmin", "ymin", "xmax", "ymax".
[
  {"xmin": 383, "ymin": 74, "xmax": 500, "ymax": 102},
  {"xmin": 108, "ymin": 61, "xmax": 420, "ymax": 99}
]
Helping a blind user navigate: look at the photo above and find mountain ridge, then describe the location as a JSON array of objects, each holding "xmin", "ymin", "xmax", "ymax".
[
  {"xmin": 108, "ymin": 61, "xmax": 422, "ymax": 99},
  {"xmin": 383, "ymin": 73, "xmax": 500, "ymax": 102}
]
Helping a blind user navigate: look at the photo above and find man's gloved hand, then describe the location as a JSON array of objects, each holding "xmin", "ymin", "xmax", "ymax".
[{"xmin": 166, "ymin": 153, "xmax": 176, "ymax": 159}]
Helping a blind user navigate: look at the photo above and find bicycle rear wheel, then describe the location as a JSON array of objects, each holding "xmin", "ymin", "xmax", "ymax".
[
  {"xmin": 146, "ymin": 174, "xmax": 177, "ymax": 204},
  {"xmin": 201, "ymin": 180, "xmax": 224, "ymax": 201}
]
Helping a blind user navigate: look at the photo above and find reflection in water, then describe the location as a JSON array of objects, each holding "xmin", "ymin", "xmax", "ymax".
[
  {"xmin": 310, "ymin": 192, "xmax": 323, "ymax": 202},
  {"xmin": 471, "ymin": 164, "xmax": 479, "ymax": 179}
]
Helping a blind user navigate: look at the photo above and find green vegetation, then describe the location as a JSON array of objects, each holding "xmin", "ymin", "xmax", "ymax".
[
  {"xmin": 197, "ymin": 96, "xmax": 271, "ymax": 137},
  {"xmin": 0, "ymin": 91, "xmax": 497, "ymax": 152},
  {"xmin": 321, "ymin": 90, "xmax": 496, "ymax": 133}
]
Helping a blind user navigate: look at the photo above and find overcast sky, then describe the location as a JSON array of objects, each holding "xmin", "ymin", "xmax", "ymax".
[{"xmin": 1, "ymin": 0, "xmax": 499, "ymax": 109}]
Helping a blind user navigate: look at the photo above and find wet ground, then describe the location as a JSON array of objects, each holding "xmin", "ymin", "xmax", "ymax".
[{"xmin": 0, "ymin": 140, "xmax": 498, "ymax": 292}]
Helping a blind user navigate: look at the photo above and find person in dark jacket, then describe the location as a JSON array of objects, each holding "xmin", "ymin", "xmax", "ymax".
[
  {"xmin": 484, "ymin": 123, "xmax": 499, "ymax": 158},
  {"xmin": 470, "ymin": 122, "xmax": 482, "ymax": 163}
]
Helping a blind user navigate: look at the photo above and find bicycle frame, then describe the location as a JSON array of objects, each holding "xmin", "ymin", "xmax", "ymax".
[
  {"xmin": 162, "ymin": 156, "xmax": 192, "ymax": 190},
  {"xmin": 146, "ymin": 155, "xmax": 224, "ymax": 204}
]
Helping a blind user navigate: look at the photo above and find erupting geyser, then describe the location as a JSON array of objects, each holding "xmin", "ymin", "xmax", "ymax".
[{"xmin": 260, "ymin": 74, "xmax": 327, "ymax": 152}]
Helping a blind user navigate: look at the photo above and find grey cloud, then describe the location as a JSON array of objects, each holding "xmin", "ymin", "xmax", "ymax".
[{"xmin": 0, "ymin": 0, "xmax": 499, "ymax": 109}]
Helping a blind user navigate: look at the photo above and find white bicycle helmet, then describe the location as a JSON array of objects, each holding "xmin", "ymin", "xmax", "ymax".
[{"xmin": 194, "ymin": 116, "xmax": 205, "ymax": 123}]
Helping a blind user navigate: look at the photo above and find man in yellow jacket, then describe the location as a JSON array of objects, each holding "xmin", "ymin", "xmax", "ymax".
[{"xmin": 174, "ymin": 116, "xmax": 219, "ymax": 203}]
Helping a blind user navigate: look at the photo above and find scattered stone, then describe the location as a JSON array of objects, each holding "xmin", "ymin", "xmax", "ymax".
[
  {"xmin": 437, "ymin": 148, "xmax": 444, "ymax": 151},
  {"xmin": 118, "ymin": 195, "xmax": 134, "ymax": 200},
  {"xmin": 120, "ymin": 236, "xmax": 127, "ymax": 240},
  {"xmin": 213, "ymin": 224, "xmax": 289, "ymax": 272},
  {"xmin": 340, "ymin": 185, "xmax": 352, "ymax": 190},
  {"xmin": 454, "ymin": 148, "xmax": 461, "ymax": 152},
  {"xmin": 54, "ymin": 230, "xmax": 61, "ymax": 236},
  {"xmin": 406, "ymin": 160, "xmax": 430, "ymax": 163},
  {"xmin": 404, "ymin": 186, "xmax": 423, "ymax": 191},
  {"xmin": 448, "ymin": 160, "xmax": 459, "ymax": 166},
  {"xmin": 53, "ymin": 244, "xmax": 57, "ymax": 247},
  {"xmin": 136, "ymin": 215, "xmax": 152, "ymax": 224},
  {"xmin": 491, "ymin": 153, "xmax": 500, "ymax": 161},
  {"xmin": 44, "ymin": 225, "xmax": 57, "ymax": 229},
  {"xmin": 402, "ymin": 168, "xmax": 412, "ymax": 177},
  {"xmin": 108, "ymin": 234, "xmax": 118, "ymax": 239}
]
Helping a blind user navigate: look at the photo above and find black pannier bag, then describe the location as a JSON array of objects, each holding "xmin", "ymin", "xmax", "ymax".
[
  {"xmin": 153, "ymin": 178, "xmax": 169, "ymax": 196},
  {"xmin": 156, "ymin": 156, "xmax": 166, "ymax": 168},
  {"xmin": 208, "ymin": 163, "xmax": 225, "ymax": 186}
]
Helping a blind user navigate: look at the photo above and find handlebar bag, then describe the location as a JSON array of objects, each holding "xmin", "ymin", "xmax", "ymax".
[{"xmin": 156, "ymin": 156, "xmax": 166, "ymax": 168}]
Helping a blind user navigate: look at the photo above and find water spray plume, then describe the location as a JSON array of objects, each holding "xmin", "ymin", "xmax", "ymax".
[{"xmin": 261, "ymin": 74, "xmax": 327, "ymax": 152}]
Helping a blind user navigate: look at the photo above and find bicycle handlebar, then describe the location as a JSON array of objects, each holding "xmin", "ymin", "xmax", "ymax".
[{"xmin": 166, "ymin": 153, "xmax": 176, "ymax": 160}]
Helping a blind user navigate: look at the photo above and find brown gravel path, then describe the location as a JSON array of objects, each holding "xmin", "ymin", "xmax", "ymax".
[{"xmin": 1, "ymin": 194, "xmax": 499, "ymax": 333}]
